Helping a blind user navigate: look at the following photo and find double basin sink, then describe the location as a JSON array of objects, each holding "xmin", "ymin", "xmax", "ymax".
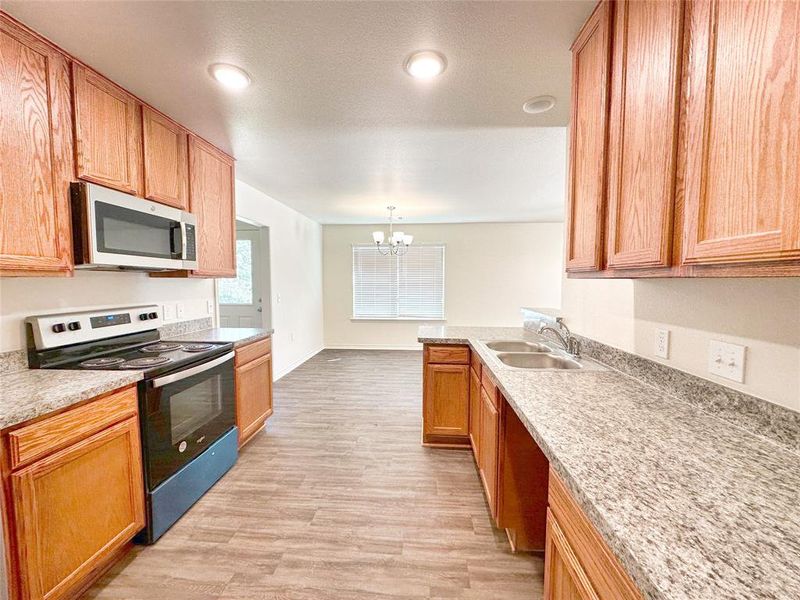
[{"xmin": 480, "ymin": 340, "xmax": 603, "ymax": 371}]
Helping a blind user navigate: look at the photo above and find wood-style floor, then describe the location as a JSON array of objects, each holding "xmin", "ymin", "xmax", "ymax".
[{"xmin": 85, "ymin": 349, "xmax": 543, "ymax": 599}]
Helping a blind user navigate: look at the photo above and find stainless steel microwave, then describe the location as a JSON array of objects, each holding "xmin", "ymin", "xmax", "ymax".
[{"xmin": 70, "ymin": 182, "xmax": 198, "ymax": 271}]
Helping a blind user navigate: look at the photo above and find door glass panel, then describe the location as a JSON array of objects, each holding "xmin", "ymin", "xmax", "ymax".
[
  {"xmin": 219, "ymin": 239, "xmax": 253, "ymax": 304},
  {"xmin": 95, "ymin": 201, "xmax": 178, "ymax": 258},
  {"xmin": 170, "ymin": 376, "xmax": 223, "ymax": 444}
]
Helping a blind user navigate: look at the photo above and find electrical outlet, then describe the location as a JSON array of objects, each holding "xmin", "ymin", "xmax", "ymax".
[
  {"xmin": 206, "ymin": 300, "xmax": 214, "ymax": 315},
  {"xmin": 276, "ymin": 294, "xmax": 282, "ymax": 304},
  {"xmin": 162, "ymin": 304, "xmax": 176, "ymax": 321},
  {"xmin": 290, "ymin": 331, "xmax": 295, "ymax": 342},
  {"xmin": 654, "ymin": 328, "xmax": 670, "ymax": 359},
  {"xmin": 176, "ymin": 302, "xmax": 185, "ymax": 319},
  {"xmin": 708, "ymin": 340, "xmax": 746, "ymax": 383}
]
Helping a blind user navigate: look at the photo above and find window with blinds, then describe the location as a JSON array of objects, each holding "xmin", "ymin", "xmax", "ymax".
[{"xmin": 352, "ymin": 244, "xmax": 445, "ymax": 319}]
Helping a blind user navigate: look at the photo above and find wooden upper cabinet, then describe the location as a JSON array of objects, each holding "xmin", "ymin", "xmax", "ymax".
[
  {"xmin": 73, "ymin": 63, "xmax": 143, "ymax": 195},
  {"xmin": 142, "ymin": 106, "xmax": 189, "ymax": 209},
  {"xmin": 605, "ymin": 0, "xmax": 684, "ymax": 269},
  {"xmin": 681, "ymin": 0, "xmax": 800, "ymax": 266},
  {"xmin": 189, "ymin": 135, "xmax": 236, "ymax": 277},
  {"xmin": 565, "ymin": 1, "xmax": 612, "ymax": 272},
  {"xmin": 0, "ymin": 15, "xmax": 73, "ymax": 276}
]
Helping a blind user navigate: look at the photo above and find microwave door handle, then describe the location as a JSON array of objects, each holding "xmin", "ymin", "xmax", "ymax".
[
  {"xmin": 180, "ymin": 222, "xmax": 188, "ymax": 259},
  {"xmin": 151, "ymin": 352, "xmax": 235, "ymax": 388}
]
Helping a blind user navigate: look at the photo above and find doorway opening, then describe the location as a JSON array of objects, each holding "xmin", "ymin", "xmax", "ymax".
[{"xmin": 217, "ymin": 219, "xmax": 272, "ymax": 329}]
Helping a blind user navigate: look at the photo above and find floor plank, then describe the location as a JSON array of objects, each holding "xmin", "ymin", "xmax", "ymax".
[{"xmin": 84, "ymin": 349, "xmax": 544, "ymax": 599}]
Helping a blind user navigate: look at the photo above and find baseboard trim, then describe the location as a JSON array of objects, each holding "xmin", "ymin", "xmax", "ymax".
[
  {"xmin": 324, "ymin": 344, "xmax": 422, "ymax": 351},
  {"xmin": 274, "ymin": 345, "xmax": 324, "ymax": 381}
]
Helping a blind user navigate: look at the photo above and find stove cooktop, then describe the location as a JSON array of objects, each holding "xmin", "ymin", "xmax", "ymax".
[
  {"xmin": 29, "ymin": 331, "xmax": 233, "ymax": 377},
  {"xmin": 72, "ymin": 342, "xmax": 228, "ymax": 374}
]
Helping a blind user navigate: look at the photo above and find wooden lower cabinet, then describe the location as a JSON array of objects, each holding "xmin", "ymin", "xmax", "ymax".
[
  {"xmin": 545, "ymin": 470, "xmax": 642, "ymax": 600},
  {"xmin": 1, "ymin": 386, "xmax": 144, "ymax": 600},
  {"xmin": 544, "ymin": 510, "xmax": 599, "ymax": 600},
  {"xmin": 468, "ymin": 367, "xmax": 481, "ymax": 455},
  {"xmin": 234, "ymin": 337, "xmax": 274, "ymax": 448},
  {"xmin": 477, "ymin": 386, "xmax": 499, "ymax": 518},
  {"xmin": 422, "ymin": 344, "xmax": 470, "ymax": 447}
]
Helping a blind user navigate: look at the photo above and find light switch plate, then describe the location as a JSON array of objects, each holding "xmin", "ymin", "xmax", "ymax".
[
  {"xmin": 162, "ymin": 304, "xmax": 176, "ymax": 321},
  {"xmin": 654, "ymin": 328, "xmax": 670, "ymax": 359},
  {"xmin": 176, "ymin": 302, "xmax": 185, "ymax": 319},
  {"xmin": 206, "ymin": 300, "xmax": 214, "ymax": 315},
  {"xmin": 708, "ymin": 340, "xmax": 746, "ymax": 383}
]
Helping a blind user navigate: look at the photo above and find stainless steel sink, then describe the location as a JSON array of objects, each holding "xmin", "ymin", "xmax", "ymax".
[
  {"xmin": 484, "ymin": 341, "xmax": 553, "ymax": 353},
  {"xmin": 496, "ymin": 352, "xmax": 583, "ymax": 370}
]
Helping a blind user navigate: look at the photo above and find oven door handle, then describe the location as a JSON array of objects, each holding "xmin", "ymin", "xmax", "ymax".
[{"xmin": 151, "ymin": 351, "xmax": 235, "ymax": 388}]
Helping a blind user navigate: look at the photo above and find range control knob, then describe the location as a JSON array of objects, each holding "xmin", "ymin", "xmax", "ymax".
[
  {"xmin": 148, "ymin": 312, "xmax": 158, "ymax": 320},
  {"xmin": 139, "ymin": 313, "xmax": 149, "ymax": 321},
  {"xmin": 67, "ymin": 321, "xmax": 82, "ymax": 331},
  {"xmin": 51, "ymin": 323, "xmax": 66, "ymax": 333}
]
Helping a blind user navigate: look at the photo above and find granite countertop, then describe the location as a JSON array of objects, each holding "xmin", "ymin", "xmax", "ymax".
[
  {"xmin": 0, "ymin": 369, "xmax": 143, "ymax": 430},
  {"xmin": 418, "ymin": 325, "xmax": 800, "ymax": 600},
  {"xmin": 166, "ymin": 327, "xmax": 273, "ymax": 348}
]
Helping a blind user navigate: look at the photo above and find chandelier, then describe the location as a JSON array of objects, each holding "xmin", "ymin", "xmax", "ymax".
[{"xmin": 372, "ymin": 206, "xmax": 413, "ymax": 256}]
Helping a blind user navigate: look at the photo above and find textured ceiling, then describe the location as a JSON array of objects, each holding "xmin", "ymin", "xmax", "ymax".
[{"xmin": 5, "ymin": 1, "xmax": 594, "ymax": 223}]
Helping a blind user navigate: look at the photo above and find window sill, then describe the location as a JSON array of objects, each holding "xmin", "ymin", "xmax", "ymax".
[{"xmin": 350, "ymin": 317, "xmax": 447, "ymax": 322}]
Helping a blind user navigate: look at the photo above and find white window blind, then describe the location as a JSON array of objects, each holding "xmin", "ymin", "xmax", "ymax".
[{"xmin": 352, "ymin": 244, "xmax": 445, "ymax": 319}]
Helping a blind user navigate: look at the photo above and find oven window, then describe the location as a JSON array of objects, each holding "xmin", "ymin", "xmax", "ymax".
[
  {"xmin": 170, "ymin": 376, "xmax": 223, "ymax": 445},
  {"xmin": 95, "ymin": 201, "xmax": 179, "ymax": 259}
]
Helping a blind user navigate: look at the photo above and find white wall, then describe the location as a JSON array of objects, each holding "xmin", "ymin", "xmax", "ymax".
[
  {"xmin": 235, "ymin": 180, "xmax": 324, "ymax": 379},
  {"xmin": 0, "ymin": 273, "xmax": 214, "ymax": 352},
  {"xmin": 323, "ymin": 222, "xmax": 564, "ymax": 349},
  {"xmin": 561, "ymin": 276, "xmax": 800, "ymax": 411}
]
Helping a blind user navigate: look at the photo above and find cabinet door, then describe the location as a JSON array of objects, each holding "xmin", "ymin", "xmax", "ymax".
[
  {"xmin": 0, "ymin": 16, "xmax": 73, "ymax": 275},
  {"xmin": 142, "ymin": 106, "xmax": 188, "ymax": 209},
  {"xmin": 682, "ymin": 0, "xmax": 800, "ymax": 265},
  {"xmin": 469, "ymin": 368, "xmax": 481, "ymax": 456},
  {"xmin": 605, "ymin": 0, "xmax": 684, "ymax": 269},
  {"xmin": 423, "ymin": 363, "xmax": 469, "ymax": 438},
  {"xmin": 478, "ymin": 387, "xmax": 499, "ymax": 519},
  {"xmin": 544, "ymin": 510, "xmax": 599, "ymax": 600},
  {"xmin": 11, "ymin": 416, "xmax": 145, "ymax": 600},
  {"xmin": 189, "ymin": 135, "xmax": 236, "ymax": 277},
  {"xmin": 235, "ymin": 352, "xmax": 273, "ymax": 447},
  {"xmin": 73, "ymin": 63, "xmax": 142, "ymax": 194},
  {"xmin": 565, "ymin": 1, "xmax": 612, "ymax": 272}
]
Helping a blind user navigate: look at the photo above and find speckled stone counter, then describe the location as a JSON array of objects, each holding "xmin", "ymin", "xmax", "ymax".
[
  {"xmin": 0, "ymin": 369, "xmax": 142, "ymax": 430},
  {"xmin": 166, "ymin": 327, "xmax": 273, "ymax": 348},
  {"xmin": 418, "ymin": 325, "xmax": 800, "ymax": 600}
]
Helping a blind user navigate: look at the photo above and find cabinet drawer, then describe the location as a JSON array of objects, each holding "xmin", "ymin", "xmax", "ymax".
[
  {"xmin": 481, "ymin": 369, "xmax": 499, "ymax": 408},
  {"xmin": 235, "ymin": 337, "xmax": 272, "ymax": 367},
  {"xmin": 470, "ymin": 352, "xmax": 482, "ymax": 377},
  {"xmin": 426, "ymin": 344, "xmax": 470, "ymax": 365},
  {"xmin": 8, "ymin": 385, "xmax": 137, "ymax": 470}
]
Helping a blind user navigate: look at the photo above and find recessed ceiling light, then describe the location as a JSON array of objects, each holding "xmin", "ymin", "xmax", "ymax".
[
  {"xmin": 209, "ymin": 63, "xmax": 251, "ymax": 90},
  {"xmin": 404, "ymin": 50, "xmax": 447, "ymax": 80},
  {"xmin": 523, "ymin": 95, "xmax": 556, "ymax": 114}
]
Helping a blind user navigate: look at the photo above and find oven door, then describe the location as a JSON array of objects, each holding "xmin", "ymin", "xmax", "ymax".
[{"xmin": 142, "ymin": 351, "xmax": 235, "ymax": 489}]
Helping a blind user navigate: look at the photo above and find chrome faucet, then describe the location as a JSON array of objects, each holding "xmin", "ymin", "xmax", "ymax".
[{"xmin": 537, "ymin": 317, "xmax": 581, "ymax": 358}]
